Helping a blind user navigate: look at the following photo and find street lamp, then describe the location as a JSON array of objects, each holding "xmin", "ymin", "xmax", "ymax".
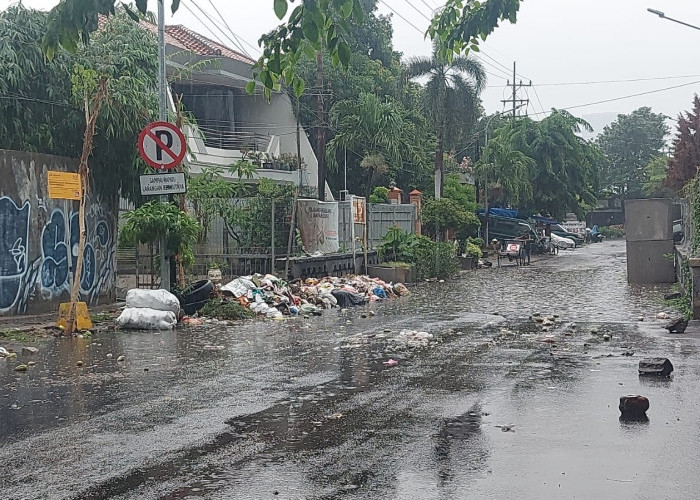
[{"xmin": 647, "ymin": 8, "xmax": 700, "ymax": 31}]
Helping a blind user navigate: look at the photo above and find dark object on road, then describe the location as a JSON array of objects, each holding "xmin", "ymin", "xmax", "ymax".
[
  {"xmin": 178, "ymin": 280, "xmax": 215, "ymax": 315},
  {"xmin": 619, "ymin": 395, "xmax": 650, "ymax": 419},
  {"xmin": 665, "ymin": 318, "xmax": 688, "ymax": 334},
  {"xmin": 331, "ymin": 289, "xmax": 366, "ymax": 308},
  {"xmin": 638, "ymin": 358, "xmax": 674, "ymax": 377},
  {"xmin": 664, "ymin": 292, "xmax": 682, "ymax": 301}
]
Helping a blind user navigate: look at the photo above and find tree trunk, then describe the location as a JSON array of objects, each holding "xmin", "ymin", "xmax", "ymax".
[
  {"xmin": 435, "ymin": 126, "xmax": 444, "ymax": 199},
  {"xmin": 174, "ymin": 94, "xmax": 187, "ymax": 289},
  {"xmin": 66, "ymin": 76, "xmax": 108, "ymax": 335}
]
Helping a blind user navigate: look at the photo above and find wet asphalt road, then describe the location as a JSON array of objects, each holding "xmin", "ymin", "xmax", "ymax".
[{"xmin": 2, "ymin": 240, "xmax": 700, "ymax": 499}]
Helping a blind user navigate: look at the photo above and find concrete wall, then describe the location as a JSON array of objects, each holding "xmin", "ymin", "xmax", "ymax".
[
  {"xmin": 0, "ymin": 150, "xmax": 117, "ymax": 316},
  {"xmin": 625, "ymin": 199, "xmax": 675, "ymax": 283}
]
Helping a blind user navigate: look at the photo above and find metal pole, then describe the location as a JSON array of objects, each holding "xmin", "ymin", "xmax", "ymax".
[
  {"xmin": 344, "ymin": 147, "xmax": 347, "ymax": 192},
  {"xmin": 484, "ymin": 124, "xmax": 490, "ymax": 245},
  {"xmin": 157, "ymin": 0, "xmax": 170, "ymax": 291},
  {"xmin": 271, "ymin": 199, "xmax": 276, "ymax": 274}
]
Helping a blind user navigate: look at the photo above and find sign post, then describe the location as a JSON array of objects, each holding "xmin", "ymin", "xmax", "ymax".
[{"xmin": 137, "ymin": 120, "xmax": 187, "ymax": 290}]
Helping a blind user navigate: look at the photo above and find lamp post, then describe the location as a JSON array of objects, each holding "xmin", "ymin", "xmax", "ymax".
[{"xmin": 647, "ymin": 8, "xmax": 700, "ymax": 31}]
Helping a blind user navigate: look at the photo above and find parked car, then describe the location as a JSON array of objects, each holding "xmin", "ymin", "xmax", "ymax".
[
  {"xmin": 480, "ymin": 214, "xmax": 538, "ymax": 242},
  {"xmin": 550, "ymin": 224, "xmax": 584, "ymax": 247},
  {"xmin": 674, "ymin": 219, "xmax": 683, "ymax": 244},
  {"xmin": 551, "ymin": 232, "xmax": 575, "ymax": 249}
]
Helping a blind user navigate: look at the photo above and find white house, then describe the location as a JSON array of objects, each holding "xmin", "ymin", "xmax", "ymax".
[{"xmin": 143, "ymin": 23, "xmax": 330, "ymax": 198}]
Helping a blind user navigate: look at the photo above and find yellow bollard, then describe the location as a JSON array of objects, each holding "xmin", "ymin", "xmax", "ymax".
[{"xmin": 57, "ymin": 302, "xmax": 93, "ymax": 333}]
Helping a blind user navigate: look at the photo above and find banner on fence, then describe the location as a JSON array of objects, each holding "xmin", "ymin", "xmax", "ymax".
[
  {"xmin": 296, "ymin": 199, "xmax": 340, "ymax": 254},
  {"xmin": 561, "ymin": 221, "xmax": 587, "ymax": 234},
  {"xmin": 351, "ymin": 196, "xmax": 366, "ymax": 224}
]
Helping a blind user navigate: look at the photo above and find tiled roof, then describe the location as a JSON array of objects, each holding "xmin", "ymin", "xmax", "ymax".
[{"xmin": 99, "ymin": 15, "xmax": 255, "ymax": 65}]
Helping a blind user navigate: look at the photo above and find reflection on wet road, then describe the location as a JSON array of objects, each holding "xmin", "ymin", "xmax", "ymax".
[{"xmin": 2, "ymin": 241, "xmax": 700, "ymax": 499}]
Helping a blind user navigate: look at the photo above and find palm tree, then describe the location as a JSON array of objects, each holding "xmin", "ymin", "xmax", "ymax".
[
  {"xmin": 326, "ymin": 92, "xmax": 415, "ymax": 195},
  {"xmin": 405, "ymin": 45, "xmax": 486, "ymax": 198}
]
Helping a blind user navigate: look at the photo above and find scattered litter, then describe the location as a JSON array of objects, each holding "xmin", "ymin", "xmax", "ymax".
[
  {"xmin": 393, "ymin": 330, "xmax": 434, "ymax": 348},
  {"xmin": 0, "ymin": 347, "xmax": 8, "ymax": 357},
  {"xmin": 656, "ymin": 312, "xmax": 669, "ymax": 320},
  {"xmin": 495, "ymin": 424, "xmax": 515, "ymax": 432},
  {"xmin": 382, "ymin": 358, "xmax": 399, "ymax": 367}
]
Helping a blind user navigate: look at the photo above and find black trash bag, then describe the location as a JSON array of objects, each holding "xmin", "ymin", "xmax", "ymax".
[{"xmin": 331, "ymin": 289, "xmax": 367, "ymax": 308}]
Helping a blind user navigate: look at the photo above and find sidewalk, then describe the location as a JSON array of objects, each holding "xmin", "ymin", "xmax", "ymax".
[{"xmin": 0, "ymin": 302, "xmax": 123, "ymax": 332}]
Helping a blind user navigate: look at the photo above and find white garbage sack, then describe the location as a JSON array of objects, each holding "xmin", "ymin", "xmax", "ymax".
[
  {"xmin": 125, "ymin": 289, "xmax": 181, "ymax": 315},
  {"xmin": 221, "ymin": 277, "xmax": 256, "ymax": 298},
  {"xmin": 116, "ymin": 307, "xmax": 178, "ymax": 330}
]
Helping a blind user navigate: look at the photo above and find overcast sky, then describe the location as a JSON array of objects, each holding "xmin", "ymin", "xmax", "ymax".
[{"xmin": 4, "ymin": 0, "xmax": 700, "ymax": 134}]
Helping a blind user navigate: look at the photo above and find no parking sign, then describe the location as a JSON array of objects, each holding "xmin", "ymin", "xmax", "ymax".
[{"xmin": 137, "ymin": 121, "xmax": 186, "ymax": 170}]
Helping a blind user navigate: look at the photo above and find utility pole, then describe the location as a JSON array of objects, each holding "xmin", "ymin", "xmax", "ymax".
[
  {"xmin": 501, "ymin": 62, "xmax": 531, "ymax": 118},
  {"xmin": 157, "ymin": 0, "xmax": 170, "ymax": 291},
  {"xmin": 316, "ymin": 52, "xmax": 326, "ymax": 201}
]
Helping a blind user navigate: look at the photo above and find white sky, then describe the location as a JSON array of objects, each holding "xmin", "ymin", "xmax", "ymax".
[{"xmin": 4, "ymin": 0, "xmax": 700, "ymax": 133}]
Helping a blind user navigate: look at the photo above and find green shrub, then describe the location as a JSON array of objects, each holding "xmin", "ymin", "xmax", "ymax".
[
  {"xmin": 378, "ymin": 226, "xmax": 459, "ymax": 279},
  {"xmin": 466, "ymin": 241, "xmax": 483, "ymax": 260},
  {"xmin": 369, "ymin": 186, "xmax": 390, "ymax": 204},
  {"xmin": 199, "ymin": 300, "xmax": 254, "ymax": 321},
  {"xmin": 599, "ymin": 225, "xmax": 625, "ymax": 239}
]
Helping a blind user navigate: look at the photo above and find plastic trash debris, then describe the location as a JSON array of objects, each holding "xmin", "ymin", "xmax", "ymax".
[
  {"xmin": 0, "ymin": 347, "xmax": 8, "ymax": 357},
  {"xmin": 125, "ymin": 289, "xmax": 180, "ymax": 316},
  {"xmin": 382, "ymin": 358, "xmax": 399, "ymax": 367},
  {"xmin": 220, "ymin": 277, "xmax": 256, "ymax": 298},
  {"xmin": 116, "ymin": 307, "xmax": 177, "ymax": 330}
]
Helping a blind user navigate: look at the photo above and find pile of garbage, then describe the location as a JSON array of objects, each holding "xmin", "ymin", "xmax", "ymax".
[{"xmin": 219, "ymin": 274, "xmax": 410, "ymax": 319}]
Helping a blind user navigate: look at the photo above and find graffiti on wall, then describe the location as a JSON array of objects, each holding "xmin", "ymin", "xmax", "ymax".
[
  {"xmin": 0, "ymin": 194, "xmax": 115, "ymax": 315},
  {"xmin": 0, "ymin": 197, "xmax": 41, "ymax": 313}
]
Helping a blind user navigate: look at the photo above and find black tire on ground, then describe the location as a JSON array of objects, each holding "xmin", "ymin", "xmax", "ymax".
[
  {"xmin": 181, "ymin": 279, "xmax": 214, "ymax": 305},
  {"xmin": 182, "ymin": 299, "xmax": 209, "ymax": 316}
]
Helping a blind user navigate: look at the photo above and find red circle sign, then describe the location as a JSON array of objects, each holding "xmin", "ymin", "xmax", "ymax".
[{"xmin": 137, "ymin": 121, "xmax": 187, "ymax": 170}]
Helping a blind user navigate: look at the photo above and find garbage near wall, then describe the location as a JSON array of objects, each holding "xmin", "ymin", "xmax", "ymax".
[{"xmin": 210, "ymin": 274, "xmax": 410, "ymax": 320}]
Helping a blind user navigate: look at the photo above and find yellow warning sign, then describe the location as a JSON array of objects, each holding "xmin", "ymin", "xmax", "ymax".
[{"xmin": 47, "ymin": 171, "xmax": 82, "ymax": 200}]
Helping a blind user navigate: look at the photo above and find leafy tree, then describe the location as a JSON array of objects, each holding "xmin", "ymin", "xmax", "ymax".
[
  {"xmin": 0, "ymin": 6, "xmax": 158, "ymax": 202},
  {"xmin": 443, "ymin": 173, "xmax": 477, "ymax": 212},
  {"xmin": 119, "ymin": 201, "xmax": 201, "ymax": 268},
  {"xmin": 428, "ymin": 0, "xmax": 522, "ymax": 61},
  {"xmin": 476, "ymin": 130, "xmax": 535, "ymax": 207},
  {"xmin": 643, "ymin": 156, "xmax": 673, "ymax": 198},
  {"xmin": 421, "ymin": 197, "xmax": 480, "ymax": 240},
  {"xmin": 43, "ymin": 0, "xmax": 521, "ymax": 98},
  {"xmin": 481, "ymin": 110, "xmax": 600, "ymax": 218},
  {"xmin": 596, "ymin": 107, "xmax": 669, "ymax": 198},
  {"xmin": 326, "ymin": 93, "xmax": 421, "ymax": 195},
  {"xmin": 369, "ymin": 186, "xmax": 389, "ymax": 203},
  {"xmin": 405, "ymin": 44, "xmax": 486, "ymax": 198},
  {"xmin": 667, "ymin": 95, "xmax": 700, "ymax": 192}
]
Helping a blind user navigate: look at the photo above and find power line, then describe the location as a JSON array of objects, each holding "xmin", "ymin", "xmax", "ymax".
[
  {"xmin": 206, "ymin": 0, "xmax": 260, "ymax": 57},
  {"xmin": 181, "ymin": 0, "xmax": 253, "ymax": 60},
  {"xmin": 529, "ymin": 80, "xmax": 700, "ymax": 117},
  {"xmin": 531, "ymin": 74, "xmax": 700, "ymax": 87},
  {"xmin": 531, "ymin": 85, "xmax": 547, "ymax": 117},
  {"xmin": 378, "ymin": 0, "xmax": 426, "ymax": 35},
  {"xmin": 401, "ymin": 0, "xmax": 432, "ymax": 22}
]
